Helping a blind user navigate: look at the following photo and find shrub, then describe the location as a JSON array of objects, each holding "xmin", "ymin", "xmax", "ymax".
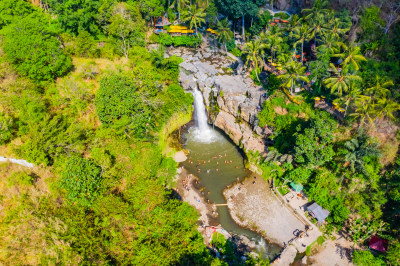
[
  {"xmin": 0, "ymin": 113, "xmax": 14, "ymax": 144},
  {"xmin": 226, "ymin": 38, "xmax": 235, "ymax": 51},
  {"xmin": 2, "ymin": 15, "xmax": 72, "ymax": 82},
  {"xmin": 249, "ymin": 68, "xmax": 262, "ymax": 85},
  {"xmin": 95, "ymin": 74, "xmax": 154, "ymax": 137},
  {"xmin": 230, "ymin": 47, "xmax": 242, "ymax": 57},
  {"xmin": 274, "ymin": 12, "xmax": 289, "ymax": 20},
  {"xmin": 157, "ymin": 33, "xmax": 202, "ymax": 47},
  {"xmin": 353, "ymin": 250, "xmax": 385, "ymax": 266},
  {"xmin": 16, "ymin": 115, "xmax": 85, "ymax": 166},
  {"xmin": 59, "ymin": 156, "xmax": 102, "ymax": 207}
]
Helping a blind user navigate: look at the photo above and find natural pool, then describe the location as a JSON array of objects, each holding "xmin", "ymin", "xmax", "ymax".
[{"xmin": 180, "ymin": 89, "xmax": 280, "ymax": 259}]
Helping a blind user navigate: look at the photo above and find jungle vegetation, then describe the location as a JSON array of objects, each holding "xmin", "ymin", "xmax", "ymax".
[{"xmin": 0, "ymin": 0, "xmax": 399, "ymax": 265}]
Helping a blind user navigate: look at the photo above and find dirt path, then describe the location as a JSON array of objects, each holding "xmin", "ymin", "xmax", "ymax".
[
  {"xmin": 0, "ymin": 157, "xmax": 34, "ymax": 168},
  {"xmin": 308, "ymin": 232, "xmax": 355, "ymax": 266}
]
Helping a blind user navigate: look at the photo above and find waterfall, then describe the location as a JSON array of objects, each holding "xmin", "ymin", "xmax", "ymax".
[{"xmin": 192, "ymin": 88, "xmax": 217, "ymax": 143}]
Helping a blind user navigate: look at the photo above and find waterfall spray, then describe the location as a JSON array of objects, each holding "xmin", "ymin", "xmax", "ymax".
[{"xmin": 192, "ymin": 88, "xmax": 217, "ymax": 142}]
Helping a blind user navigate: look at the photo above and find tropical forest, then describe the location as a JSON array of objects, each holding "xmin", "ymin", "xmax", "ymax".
[{"xmin": 0, "ymin": 0, "xmax": 399, "ymax": 265}]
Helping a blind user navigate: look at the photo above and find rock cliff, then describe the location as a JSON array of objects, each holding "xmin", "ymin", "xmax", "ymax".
[{"xmin": 167, "ymin": 47, "xmax": 271, "ymax": 154}]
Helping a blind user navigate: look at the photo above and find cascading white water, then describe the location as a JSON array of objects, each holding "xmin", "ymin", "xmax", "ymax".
[{"xmin": 192, "ymin": 88, "xmax": 218, "ymax": 143}]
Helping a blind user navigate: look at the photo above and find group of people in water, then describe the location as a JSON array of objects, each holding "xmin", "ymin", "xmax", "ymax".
[{"xmin": 187, "ymin": 152, "xmax": 240, "ymax": 173}]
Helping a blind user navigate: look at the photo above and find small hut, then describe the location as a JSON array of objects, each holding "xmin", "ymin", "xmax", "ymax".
[
  {"xmin": 369, "ymin": 236, "xmax": 388, "ymax": 253},
  {"xmin": 154, "ymin": 16, "xmax": 171, "ymax": 34},
  {"xmin": 290, "ymin": 182, "xmax": 303, "ymax": 193},
  {"xmin": 307, "ymin": 202, "xmax": 330, "ymax": 223}
]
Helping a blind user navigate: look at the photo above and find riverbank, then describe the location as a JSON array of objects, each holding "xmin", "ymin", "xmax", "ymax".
[
  {"xmin": 174, "ymin": 165, "xmax": 280, "ymax": 259},
  {"xmin": 175, "ymin": 167, "xmax": 219, "ymax": 232}
]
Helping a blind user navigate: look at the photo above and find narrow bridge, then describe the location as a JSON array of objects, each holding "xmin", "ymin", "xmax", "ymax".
[{"xmin": 214, "ymin": 203, "xmax": 228, "ymax": 206}]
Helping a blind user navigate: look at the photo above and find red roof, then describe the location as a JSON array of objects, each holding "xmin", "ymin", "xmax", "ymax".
[{"xmin": 369, "ymin": 236, "xmax": 387, "ymax": 253}]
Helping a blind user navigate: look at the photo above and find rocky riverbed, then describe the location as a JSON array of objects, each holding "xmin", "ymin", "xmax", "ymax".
[{"xmin": 167, "ymin": 46, "xmax": 272, "ymax": 154}]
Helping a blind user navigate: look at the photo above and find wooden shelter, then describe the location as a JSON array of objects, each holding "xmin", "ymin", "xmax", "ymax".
[{"xmin": 154, "ymin": 16, "xmax": 171, "ymax": 34}]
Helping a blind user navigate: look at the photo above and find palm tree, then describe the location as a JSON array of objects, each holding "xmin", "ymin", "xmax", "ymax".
[
  {"xmin": 286, "ymin": 14, "xmax": 302, "ymax": 34},
  {"xmin": 327, "ymin": 17, "xmax": 350, "ymax": 39},
  {"xmin": 365, "ymin": 76, "xmax": 393, "ymax": 100},
  {"xmin": 242, "ymin": 39, "xmax": 266, "ymax": 82},
  {"xmin": 291, "ymin": 24, "xmax": 313, "ymax": 62},
  {"xmin": 334, "ymin": 44, "xmax": 367, "ymax": 71},
  {"xmin": 277, "ymin": 53, "xmax": 291, "ymax": 65},
  {"xmin": 334, "ymin": 84, "xmax": 361, "ymax": 117},
  {"xmin": 343, "ymin": 130, "xmax": 381, "ymax": 175},
  {"xmin": 181, "ymin": 4, "xmax": 206, "ymax": 35},
  {"xmin": 323, "ymin": 64, "xmax": 362, "ymax": 95},
  {"xmin": 150, "ymin": 45, "xmax": 165, "ymax": 68},
  {"xmin": 307, "ymin": 12, "xmax": 328, "ymax": 46},
  {"xmin": 374, "ymin": 97, "xmax": 400, "ymax": 122},
  {"xmin": 263, "ymin": 27, "xmax": 283, "ymax": 62},
  {"xmin": 172, "ymin": 0, "xmax": 189, "ymax": 21},
  {"xmin": 319, "ymin": 32, "xmax": 343, "ymax": 55},
  {"xmin": 196, "ymin": 0, "xmax": 208, "ymax": 8},
  {"xmin": 279, "ymin": 60, "xmax": 309, "ymax": 95},
  {"xmin": 351, "ymin": 95, "xmax": 375, "ymax": 127},
  {"xmin": 216, "ymin": 18, "xmax": 233, "ymax": 53},
  {"xmin": 301, "ymin": 0, "xmax": 329, "ymax": 20},
  {"xmin": 266, "ymin": 35, "xmax": 283, "ymax": 62}
]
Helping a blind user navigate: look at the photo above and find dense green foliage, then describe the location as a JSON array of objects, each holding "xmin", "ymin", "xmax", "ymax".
[
  {"xmin": 0, "ymin": 1, "xmax": 221, "ymax": 264},
  {"xmin": 2, "ymin": 15, "xmax": 72, "ymax": 82},
  {"xmin": 95, "ymin": 74, "xmax": 154, "ymax": 137},
  {"xmin": 0, "ymin": 0, "xmax": 37, "ymax": 29},
  {"xmin": 60, "ymin": 156, "xmax": 103, "ymax": 207},
  {"xmin": 1, "ymin": 0, "xmax": 400, "ymax": 264}
]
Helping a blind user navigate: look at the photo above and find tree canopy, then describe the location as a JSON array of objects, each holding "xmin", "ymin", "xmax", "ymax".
[{"xmin": 2, "ymin": 15, "xmax": 72, "ymax": 82}]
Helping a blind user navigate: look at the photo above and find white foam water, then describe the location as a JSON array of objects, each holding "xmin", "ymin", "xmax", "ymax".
[{"xmin": 192, "ymin": 88, "xmax": 219, "ymax": 143}]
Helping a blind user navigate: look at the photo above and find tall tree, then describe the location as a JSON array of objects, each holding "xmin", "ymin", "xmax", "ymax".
[
  {"xmin": 335, "ymin": 84, "xmax": 361, "ymax": 117},
  {"xmin": 181, "ymin": 4, "xmax": 206, "ymax": 34},
  {"xmin": 343, "ymin": 131, "xmax": 381, "ymax": 175},
  {"xmin": 214, "ymin": 0, "xmax": 262, "ymax": 41},
  {"xmin": 279, "ymin": 61, "xmax": 309, "ymax": 95},
  {"xmin": 307, "ymin": 12, "xmax": 328, "ymax": 46},
  {"xmin": 351, "ymin": 95, "xmax": 375, "ymax": 127},
  {"xmin": 334, "ymin": 44, "xmax": 367, "ymax": 71},
  {"xmin": 263, "ymin": 25, "xmax": 283, "ymax": 61},
  {"xmin": 242, "ymin": 39, "xmax": 265, "ymax": 82},
  {"xmin": 373, "ymin": 97, "xmax": 400, "ymax": 122},
  {"xmin": 293, "ymin": 113, "xmax": 337, "ymax": 168},
  {"xmin": 173, "ymin": 0, "xmax": 188, "ymax": 21},
  {"xmin": 327, "ymin": 17, "xmax": 350, "ymax": 39},
  {"xmin": 323, "ymin": 64, "xmax": 362, "ymax": 95},
  {"xmin": 301, "ymin": 0, "xmax": 329, "ymax": 20},
  {"xmin": 291, "ymin": 24, "xmax": 313, "ymax": 62},
  {"xmin": 319, "ymin": 32, "xmax": 343, "ymax": 56},
  {"xmin": 216, "ymin": 18, "xmax": 233, "ymax": 53},
  {"xmin": 365, "ymin": 76, "xmax": 393, "ymax": 100},
  {"xmin": 107, "ymin": 2, "xmax": 145, "ymax": 58},
  {"xmin": 2, "ymin": 15, "xmax": 72, "ymax": 82}
]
